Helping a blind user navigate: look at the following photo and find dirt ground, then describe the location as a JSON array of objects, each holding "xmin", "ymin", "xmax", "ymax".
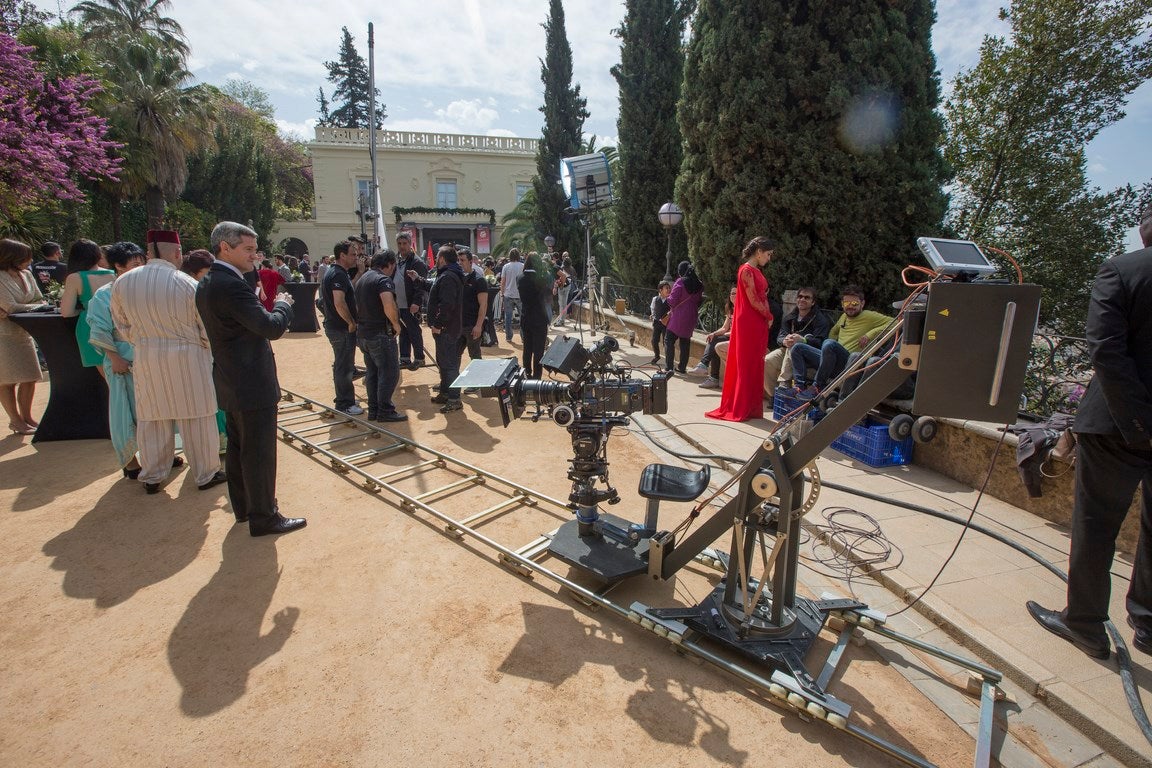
[{"xmin": 0, "ymin": 329, "xmax": 977, "ymax": 767}]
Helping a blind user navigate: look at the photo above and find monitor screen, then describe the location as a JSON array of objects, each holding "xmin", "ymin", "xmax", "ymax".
[{"xmin": 916, "ymin": 237, "xmax": 997, "ymax": 275}]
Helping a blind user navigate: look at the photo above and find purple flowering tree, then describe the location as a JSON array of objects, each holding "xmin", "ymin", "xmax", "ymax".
[{"xmin": 0, "ymin": 32, "xmax": 121, "ymax": 217}]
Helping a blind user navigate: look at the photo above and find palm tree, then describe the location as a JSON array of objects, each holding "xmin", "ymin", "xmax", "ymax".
[
  {"xmin": 72, "ymin": 0, "xmax": 189, "ymax": 59},
  {"xmin": 107, "ymin": 42, "xmax": 214, "ymax": 228},
  {"xmin": 70, "ymin": 0, "xmax": 212, "ymax": 230},
  {"xmin": 493, "ymin": 186, "xmax": 539, "ymax": 261}
]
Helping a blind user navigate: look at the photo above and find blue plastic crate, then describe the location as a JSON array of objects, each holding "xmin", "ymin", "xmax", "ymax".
[
  {"xmin": 772, "ymin": 387, "xmax": 823, "ymax": 421},
  {"xmin": 831, "ymin": 417, "xmax": 913, "ymax": 467}
]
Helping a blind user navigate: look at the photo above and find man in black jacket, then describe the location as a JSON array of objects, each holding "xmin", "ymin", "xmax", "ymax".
[
  {"xmin": 412, "ymin": 245, "xmax": 465, "ymax": 413},
  {"xmin": 196, "ymin": 221, "xmax": 306, "ymax": 537},
  {"xmin": 394, "ymin": 232, "xmax": 428, "ymax": 370},
  {"xmin": 1028, "ymin": 205, "xmax": 1152, "ymax": 658}
]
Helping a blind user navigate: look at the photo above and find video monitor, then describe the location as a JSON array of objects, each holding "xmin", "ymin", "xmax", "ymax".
[{"xmin": 916, "ymin": 237, "xmax": 998, "ymax": 276}]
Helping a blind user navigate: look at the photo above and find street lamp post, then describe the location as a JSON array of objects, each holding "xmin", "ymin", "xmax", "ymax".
[{"xmin": 658, "ymin": 202, "xmax": 683, "ymax": 282}]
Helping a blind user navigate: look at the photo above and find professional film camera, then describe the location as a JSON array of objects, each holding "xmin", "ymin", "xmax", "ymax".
[{"xmin": 453, "ymin": 335, "xmax": 671, "ymax": 579}]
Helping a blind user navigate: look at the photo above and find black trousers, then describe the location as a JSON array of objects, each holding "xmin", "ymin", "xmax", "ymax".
[
  {"xmin": 458, "ymin": 328, "xmax": 482, "ymax": 361},
  {"xmin": 434, "ymin": 331, "xmax": 462, "ymax": 398},
  {"xmin": 522, "ymin": 322, "xmax": 546, "ymax": 379},
  {"xmin": 1065, "ymin": 432, "xmax": 1152, "ymax": 630},
  {"xmin": 664, "ymin": 331, "xmax": 690, "ymax": 373},
  {"xmin": 224, "ymin": 406, "xmax": 279, "ymax": 530},
  {"xmin": 651, "ymin": 321, "xmax": 666, "ymax": 359}
]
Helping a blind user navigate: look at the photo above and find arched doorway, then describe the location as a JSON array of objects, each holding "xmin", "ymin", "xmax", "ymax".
[{"xmin": 278, "ymin": 237, "xmax": 309, "ymax": 258}]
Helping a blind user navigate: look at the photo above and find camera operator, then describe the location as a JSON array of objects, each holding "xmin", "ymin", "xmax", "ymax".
[{"xmin": 410, "ymin": 245, "xmax": 466, "ymax": 414}]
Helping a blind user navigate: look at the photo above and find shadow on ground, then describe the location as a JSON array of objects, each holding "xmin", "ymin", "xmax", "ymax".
[
  {"xmin": 168, "ymin": 525, "xmax": 298, "ymax": 717},
  {"xmin": 42, "ymin": 474, "xmax": 212, "ymax": 607}
]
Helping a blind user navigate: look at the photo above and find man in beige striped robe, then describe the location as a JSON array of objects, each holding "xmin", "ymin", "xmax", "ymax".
[{"xmin": 111, "ymin": 230, "xmax": 225, "ymax": 493}]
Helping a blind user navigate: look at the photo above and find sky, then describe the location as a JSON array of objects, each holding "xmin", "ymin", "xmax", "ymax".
[{"xmin": 36, "ymin": 0, "xmax": 1151, "ymax": 245}]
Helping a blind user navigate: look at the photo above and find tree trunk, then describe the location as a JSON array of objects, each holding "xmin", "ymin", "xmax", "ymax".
[{"xmin": 145, "ymin": 186, "xmax": 166, "ymax": 230}]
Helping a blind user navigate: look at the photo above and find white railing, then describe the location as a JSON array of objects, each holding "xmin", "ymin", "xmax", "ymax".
[{"xmin": 314, "ymin": 127, "xmax": 538, "ymax": 155}]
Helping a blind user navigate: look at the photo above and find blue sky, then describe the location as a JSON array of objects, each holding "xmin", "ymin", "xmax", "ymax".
[{"xmin": 36, "ymin": 0, "xmax": 1151, "ymax": 245}]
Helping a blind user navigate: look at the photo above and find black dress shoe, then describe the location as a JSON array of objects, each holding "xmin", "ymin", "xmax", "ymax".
[
  {"xmin": 145, "ymin": 482, "xmax": 161, "ymax": 494},
  {"xmin": 1128, "ymin": 616, "xmax": 1152, "ymax": 655},
  {"xmin": 430, "ymin": 393, "xmax": 450, "ymax": 404},
  {"xmin": 378, "ymin": 412, "xmax": 408, "ymax": 422},
  {"xmin": 123, "ymin": 466, "xmax": 142, "ymax": 480},
  {"xmin": 250, "ymin": 515, "xmax": 307, "ymax": 537},
  {"xmin": 235, "ymin": 515, "xmax": 249, "ymax": 524},
  {"xmin": 1026, "ymin": 601, "xmax": 1110, "ymax": 659},
  {"xmin": 197, "ymin": 470, "xmax": 227, "ymax": 491},
  {"xmin": 408, "ymin": 360, "xmax": 425, "ymax": 371}
]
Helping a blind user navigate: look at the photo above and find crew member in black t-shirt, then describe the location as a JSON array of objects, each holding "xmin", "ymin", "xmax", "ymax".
[
  {"xmin": 458, "ymin": 250, "xmax": 489, "ymax": 361},
  {"xmin": 354, "ymin": 250, "xmax": 406, "ymax": 422},
  {"xmin": 321, "ymin": 240, "xmax": 362, "ymax": 415},
  {"xmin": 32, "ymin": 241, "xmax": 69, "ymax": 290}
]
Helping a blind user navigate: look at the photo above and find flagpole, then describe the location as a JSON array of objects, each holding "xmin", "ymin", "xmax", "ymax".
[{"xmin": 367, "ymin": 22, "xmax": 383, "ymax": 251}]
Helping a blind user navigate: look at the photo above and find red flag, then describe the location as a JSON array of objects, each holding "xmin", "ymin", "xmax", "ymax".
[{"xmin": 426, "ymin": 242, "xmax": 435, "ymax": 269}]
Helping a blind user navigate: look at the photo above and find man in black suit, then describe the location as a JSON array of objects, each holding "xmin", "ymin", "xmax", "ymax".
[
  {"xmin": 196, "ymin": 221, "xmax": 307, "ymax": 537},
  {"xmin": 1028, "ymin": 204, "xmax": 1152, "ymax": 658}
]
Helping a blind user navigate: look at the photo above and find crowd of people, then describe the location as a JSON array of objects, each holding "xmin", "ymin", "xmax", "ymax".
[{"xmin": 0, "ymin": 224, "xmax": 305, "ymax": 537}]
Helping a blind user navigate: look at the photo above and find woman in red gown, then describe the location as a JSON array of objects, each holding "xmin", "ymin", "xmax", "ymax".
[{"xmin": 706, "ymin": 236, "xmax": 775, "ymax": 422}]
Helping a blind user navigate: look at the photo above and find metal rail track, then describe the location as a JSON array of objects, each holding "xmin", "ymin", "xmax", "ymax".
[{"xmin": 276, "ymin": 388, "xmax": 1000, "ymax": 768}]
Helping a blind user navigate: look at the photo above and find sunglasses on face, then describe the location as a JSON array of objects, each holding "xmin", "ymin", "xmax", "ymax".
[
  {"xmin": 797, "ymin": 295, "xmax": 814, "ymax": 301},
  {"xmin": 842, "ymin": 300, "xmax": 861, "ymax": 307}
]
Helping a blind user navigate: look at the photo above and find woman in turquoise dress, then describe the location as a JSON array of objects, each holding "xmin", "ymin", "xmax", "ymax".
[
  {"xmin": 87, "ymin": 242, "xmax": 146, "ymax": 475},
  {"xmin": 59, "ymin": 239, "xmax": 114, "ymax": 376}
]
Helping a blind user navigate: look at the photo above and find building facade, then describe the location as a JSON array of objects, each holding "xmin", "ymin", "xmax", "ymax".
[{"xmin": 273, "ymin": 127, "xmax": 538, "ymax": 259}]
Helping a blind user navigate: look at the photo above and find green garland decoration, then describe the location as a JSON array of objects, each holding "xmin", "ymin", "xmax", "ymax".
[{"xmin": 392, "ymin": 206, "xmax": 497, "ymax": 225}]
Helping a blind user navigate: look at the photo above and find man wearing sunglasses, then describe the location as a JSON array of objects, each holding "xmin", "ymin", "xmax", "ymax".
[
  {"xmin": 791, "ymin": 285, "xmax": 890, "ymax": 401},
  {"xmin": 765, "ymin": 287, "xmax": 831, "ymax": 394}
]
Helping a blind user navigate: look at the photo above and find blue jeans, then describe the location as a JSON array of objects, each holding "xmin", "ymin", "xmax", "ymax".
[
  {"xmin": 790, "ymin": 339, "xmax": 850, "ymax": 389},
  {"xmin": 555, "ymin": 284, "xmax": 571, "ymax": 324},
  {"xmin": 398, "ymin": 308, "xmax": 425, "ymax": 364},
  {"xmin": 325, "ymin": 328, "xmax": 357, "ymax": 410},
  {"xmin": 502, "ymin": 296, "xmax": 522, "ymax": 341},
  {"xmin": 359, "ymin": 331, "xmax": 400, "ymax": 417}
]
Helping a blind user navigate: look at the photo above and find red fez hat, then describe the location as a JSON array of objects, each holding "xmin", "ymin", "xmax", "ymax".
[{"xmin": 146, "ymin": 229, "xmax": 181, "ymax": 245}]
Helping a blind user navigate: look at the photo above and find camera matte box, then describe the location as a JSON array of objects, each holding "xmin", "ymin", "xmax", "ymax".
[{"xmin": 542, "ymin": 335, "xmax": 589, "ymax": 378}]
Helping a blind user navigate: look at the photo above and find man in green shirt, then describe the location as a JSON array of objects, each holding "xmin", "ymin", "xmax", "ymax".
[{"xmin": 791, "ymin": 285, "xmax": 892, "ymax": 401}]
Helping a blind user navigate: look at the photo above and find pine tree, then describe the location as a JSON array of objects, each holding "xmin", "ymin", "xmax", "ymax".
[
  {"xmin": 677, "ymin": 0, "xmax": 948, "ymax": 308},
  {"xmin": 323, "ymin": 27, "xmax": 384, "ymax": 129},
  {"xmin": 611, "ymin": 0, "xmax": 692, "ymax": 287},
  {"xmin": 532, "ymin": 0, "xmax": 589, "ymax": 258}
]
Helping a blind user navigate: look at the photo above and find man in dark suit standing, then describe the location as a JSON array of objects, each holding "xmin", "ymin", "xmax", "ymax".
[
  {"xmin": 196, "ymin": 221, "xmax": 307, "ymax": 537},
  {"xmin": 1028, "ymin": 205, "xmax": 1152, "ymax": 658}
]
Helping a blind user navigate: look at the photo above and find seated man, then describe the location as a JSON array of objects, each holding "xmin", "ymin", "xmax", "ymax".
[
  {"xmin": 791, "ymin": 285, "xmax": 891, "ymax": 401},
  {"xmin": 766, "ymin": 286, "xmax": 830, "ymax": 393}
]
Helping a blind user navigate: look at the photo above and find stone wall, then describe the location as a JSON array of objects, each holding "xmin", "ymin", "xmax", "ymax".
[{"xmin": 914, "ymin": 420, "xmax": 1140, "ymax": 555}]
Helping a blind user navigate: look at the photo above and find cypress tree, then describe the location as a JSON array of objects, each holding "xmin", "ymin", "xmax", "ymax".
[
  {"xmin": 611, "ymin": 0, "xmax": 693, "ymax": 288},
  {"xmin": 532, "ymin": 0, "xmax": 589, "ymax": 257},
  {"xmin": 316, "ymin": 87, "xmax": 332, "ymax": 126},
  {"xmin": 323, "ymin": 27, "xmax": 384, "ymax": 129},
  {"xmin": 677, "ymin": 0, "xmax": 948, "ymax": 308}
]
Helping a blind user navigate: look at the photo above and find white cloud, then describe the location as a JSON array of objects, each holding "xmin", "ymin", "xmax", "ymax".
[
  {"xmin": 276, "ymin": 117, "xmax": 318, "ymax": 141},
  {"xmin": 435, "ymin": 99, "xmax": 500, "ymax": 130}
]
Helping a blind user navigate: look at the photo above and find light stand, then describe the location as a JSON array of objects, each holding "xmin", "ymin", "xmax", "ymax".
[{"xmin": 658, "ymin": 202, "xmax": 683, "ymax": 283}]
